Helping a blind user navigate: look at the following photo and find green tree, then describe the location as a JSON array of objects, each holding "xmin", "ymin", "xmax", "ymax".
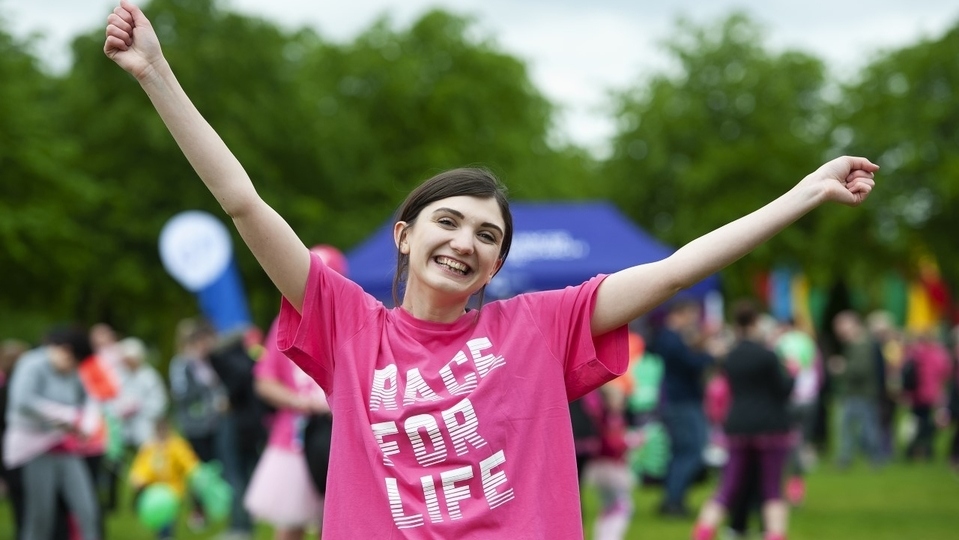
[
  {"xmin": 285, "ymin": 7, "xmax": 599, "ymax": 245},
  {"xmin": 601, "ymin": 13, "xmax": 838, "ymax": 298},
  {"xmin": 26, "ymin": 0, "xmax": 590, "ymax": 352},
  {"xmin": 836, "ymin": 20, "xmax": 959, "ymax": 290},
  {"xmin": 52, "ymin": 0, "xmax": 311, "ymax": 345},
  {"xmin": 0, "ymin": 14, "xmax": 106, "ymax": 341}
]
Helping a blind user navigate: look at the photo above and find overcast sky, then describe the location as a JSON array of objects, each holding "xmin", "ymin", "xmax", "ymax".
[{"xmin": 5, "ymin": 0, "xmax": 958, "ymax": 153}]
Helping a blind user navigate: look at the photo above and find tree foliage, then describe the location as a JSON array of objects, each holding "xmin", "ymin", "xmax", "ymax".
[
  {"xmin": 0, "ymin": 16, "xmax": 107, "ymax": 338},
  {"xmin": 836, "ymin": 22, "xmax": 959, "ymax": 286},
  {"xmin": 1, "ymin": 0, "xmax": 591, "ymax": 349},
  {"xmin": 3, "ymin": 2, "xmax": 958, "ymax": 350},
  {"xmin": 601, "ymin": 14, "xmax": 846, "ymax": 297}
]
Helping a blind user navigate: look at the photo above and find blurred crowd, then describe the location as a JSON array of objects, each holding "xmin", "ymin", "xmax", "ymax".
[
  {"xmin": 572, "ymin": 299, "xmax": 959, "ymax": 540},
  {"xmin": 0, "ymin": 318, "xmax": 330, "ymax": 540},
  {"xmin": 2, "ymin": 298, "xmax": 957, "ymax": 540}
]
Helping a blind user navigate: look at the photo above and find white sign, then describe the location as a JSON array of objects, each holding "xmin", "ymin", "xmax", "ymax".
[{"xmin": 159, "ymin": 211, "xmax": 233, "ymax": 292}]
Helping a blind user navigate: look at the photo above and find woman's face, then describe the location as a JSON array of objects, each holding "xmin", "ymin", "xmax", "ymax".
[{"xmin": 396, "ymin": 195, "xmax": 505, "ymax": 304}]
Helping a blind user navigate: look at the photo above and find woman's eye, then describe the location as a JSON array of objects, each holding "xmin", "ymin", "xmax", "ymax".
[
  {"xmin": 438, "ymin": 218, "xmax": 455, "ymax": 227},
  {"xmin": 479, "ymin": 232, "xmax": 496, "ymax": 243}
]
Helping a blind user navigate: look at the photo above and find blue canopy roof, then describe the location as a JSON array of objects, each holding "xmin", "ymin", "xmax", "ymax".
[{"xmin": 346, "ymin": 200, "xmax": 720, "ymax": 302}]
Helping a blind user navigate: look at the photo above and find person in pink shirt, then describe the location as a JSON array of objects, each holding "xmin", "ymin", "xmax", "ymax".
[
  {"xmin": 903, "ymin": 329, "xmax": 952, "ymax": 461},
  {"xmin": 948, "ymin": 326, "xmax": 959, "ymax": 471},
  {"xmin": 243, "ymin": 246, "xmax": 347, "ymax": 540},
  {"xmin": 103, "ymin": 2, "xmax": 877, "ymax": 536}
]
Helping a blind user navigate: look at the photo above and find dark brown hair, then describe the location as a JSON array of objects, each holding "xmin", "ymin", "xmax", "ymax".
[
  {"xmin": 392, "ymin": 168, "xmax": 513, "ymax": 307},
  {"xmin": 44, "ymin": 325, "xmax": 93, "ymax": 362},
  {"xmin": 732, "ymin": 298, "xmax": 760, "ymax": 329}
]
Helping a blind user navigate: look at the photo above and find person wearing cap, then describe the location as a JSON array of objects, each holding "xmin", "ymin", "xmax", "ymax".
[{"xmin": 113, "ymin": 337, "xmax": 169, "ymax": 449}]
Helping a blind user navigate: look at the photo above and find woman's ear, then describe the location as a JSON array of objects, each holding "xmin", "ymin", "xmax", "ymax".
[
  {"xmin": 489, "ymin": 258, "xmax": 504, "ymax": 282},
  {"xmin": 393, "ymin": 222, "xmax": 410, "ymax": 255}
]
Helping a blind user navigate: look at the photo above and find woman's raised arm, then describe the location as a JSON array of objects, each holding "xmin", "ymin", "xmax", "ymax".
[
  {"xmin": 590, "ymin": 156, "xmax": 877, "ymax": 335},
  {"xmin": 104, "ymin": 0, "xmax": 311, "ymax": 310}
]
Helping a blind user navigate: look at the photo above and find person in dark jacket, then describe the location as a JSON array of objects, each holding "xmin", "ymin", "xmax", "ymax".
[
  {"xmin": 649, "ymin": 298, "xmax": 716, "ymax": 517},
  {"xmin": 208, "ymin": 333, "xmax": 265, "ymax": 539},
  {"xmin": 830, "ymin": 310, "xmax": 884, "ymax": 469},
  {"xmin": 692, "ymin": 300, "xmax": 794, "ymax": 540}
]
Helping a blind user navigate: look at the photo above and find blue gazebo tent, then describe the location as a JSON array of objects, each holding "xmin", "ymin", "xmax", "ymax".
[{"xmin": 346, "ymin": 200, "xmax": 721, "ymax": 303}]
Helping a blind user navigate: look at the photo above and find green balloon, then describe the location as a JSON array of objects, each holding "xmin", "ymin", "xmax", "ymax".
[
  {"xmin": 137, "ymin": 483, "xmax": 180, "ymax": 531},
  {"xmin": 189, "ymin": 462, "xmax": 234, "ymax": 522},
  {"xmin": 202, "ymin": 482, "xmax": 233, "ymax": 522}
]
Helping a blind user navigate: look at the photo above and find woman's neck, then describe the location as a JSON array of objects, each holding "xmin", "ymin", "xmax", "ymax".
[{"xmin": 401, "ymin": 288, "xmax": 469, "ymax": 323}]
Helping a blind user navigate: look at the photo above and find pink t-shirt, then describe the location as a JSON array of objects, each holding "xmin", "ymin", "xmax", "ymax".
[
  {"xmin": 906, "ymin": 340, "xmax": 951, "ymax": 407},
  {"xmin": 254, "ymin": 318, "xmax": 328, "ymax": 451},
  {"xmin": 277, "ymin": 253, "xmax": 627, "ymax": 539}
]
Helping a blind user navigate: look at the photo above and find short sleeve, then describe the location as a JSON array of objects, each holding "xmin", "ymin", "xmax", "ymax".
[
  {"xmin": 276, "ymin": 252, "xmax": 380, "ymax": 394},
  {"xmin": 519, "ymin": 275, "xmax": 629, "ymax": 401}
]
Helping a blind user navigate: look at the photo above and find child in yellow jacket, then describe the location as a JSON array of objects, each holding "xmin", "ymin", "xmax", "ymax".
[{"xmin": 129, "ymin": 417, "xmax": 199, "ymax": 538}]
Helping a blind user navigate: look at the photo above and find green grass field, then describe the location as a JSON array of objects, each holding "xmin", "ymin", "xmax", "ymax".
[
  {"xmin": 2, "ymin": 458, "xmax": 956, "ymax": 539},
  {"xmin": 584, "ymin": 460, "xmax": 959, "ymax": 540}
]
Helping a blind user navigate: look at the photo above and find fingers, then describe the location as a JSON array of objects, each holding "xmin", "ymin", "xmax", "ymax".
[
  {"xmin": 103, "ymin": 34, "xmax": 129, "ymax": 54},
  {"xmin": 845, "ymin": 169, "xmax": 874, "ymax": 181},
  {"xmin": 848, "ymin": 180, "xmax": 873, "ymax": 196},
  {"xmin": 121, "ymin": 0, "xmax": 151, "ymax": 28},
  {"xmin": 113, "ymin": 4, "xmax": 134, "ymax": 26},
  {"xmin": 817, "ymin": 156, "xmax": 878, "ymax": 187},
  {"xmin": 848, "ymin": 177, "xmax": 874, "ymax": 194},
  {"xmin": 830, "ymin": 157, "xmax": 876, "ymax": 205},
  {"xmin": 105, "ymin": 15, "xmax": 133, "ymax": 47},
  {"xmin": 844, "ymin": 169, "xmax": 875, "ymax": 187},
  {"xmin": 104, "ymin": 4, "xmax": 134, "ymax": 54},
  {"xmin": 844, "ymin": 167, "xmax": 875, "ymax": 196},
  {"xmin": 843, "ymin": 155, "xmax": 880, "ymax": 173}
]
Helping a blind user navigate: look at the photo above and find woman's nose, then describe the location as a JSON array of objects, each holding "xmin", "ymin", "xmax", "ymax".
[{"xmin": 449, "ymin": 230, "xmax": 474, "ymax": 254}]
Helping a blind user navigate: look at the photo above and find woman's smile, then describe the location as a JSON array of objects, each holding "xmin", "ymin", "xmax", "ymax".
[{"xmin": 433, "ymin": 255, "xmax": 472, "ymax": 276}]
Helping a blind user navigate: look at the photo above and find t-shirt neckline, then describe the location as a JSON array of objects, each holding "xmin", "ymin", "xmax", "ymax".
[{"xmin": 392, "ymin": 305, "xmax": 479, "ymax": 333}]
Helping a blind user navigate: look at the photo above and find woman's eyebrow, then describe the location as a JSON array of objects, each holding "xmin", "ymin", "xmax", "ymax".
[{"xmin": 433, "ymin": 207, "xmax": 504, "ymax": 236}]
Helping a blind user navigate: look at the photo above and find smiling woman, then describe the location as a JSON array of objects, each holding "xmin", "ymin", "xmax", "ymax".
[
  {"xmin": 389, "ymin": 168, "xmax": 513, "ymax": 317},
  {"xmin": 103, "ymin": 1, "xmax": 875, "ymax": 537}
]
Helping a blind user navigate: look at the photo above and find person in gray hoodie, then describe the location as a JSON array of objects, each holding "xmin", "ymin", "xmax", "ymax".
[{"xmin": 3, "ymin": 325, "xmax": 101, "ymax": 540}]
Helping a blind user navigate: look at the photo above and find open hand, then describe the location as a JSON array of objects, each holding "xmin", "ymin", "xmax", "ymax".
[{"xmin": 103, "ymin": 0, "xmax": 163, "ymax": 80}]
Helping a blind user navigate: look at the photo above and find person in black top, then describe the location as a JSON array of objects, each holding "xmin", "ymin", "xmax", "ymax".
[
  {"xmin": 692, "ymin": 299, "xmax": 795, "ymax": 540},
  {"xmin": 649, "ymin": 298, "xmax": 717, "ymax": 518}
]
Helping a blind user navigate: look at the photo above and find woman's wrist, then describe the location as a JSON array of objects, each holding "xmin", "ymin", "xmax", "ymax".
[{"xmin": 137, "ymin": 57, "xmax": 172, "ymax": 88}]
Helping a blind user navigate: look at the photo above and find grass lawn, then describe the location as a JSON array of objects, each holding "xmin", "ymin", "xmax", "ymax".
[
  {"xmin": 584, "ymin": 459, "xmax": 959, "ymax": 540},
  {"xmin": 1, "ymin": 458, "xmax": 956, "ymax": 539}
]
